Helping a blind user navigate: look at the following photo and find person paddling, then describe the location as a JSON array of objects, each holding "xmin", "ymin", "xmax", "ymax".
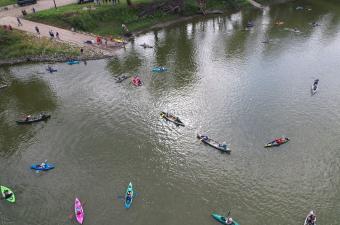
[
  {"xmin": 306, "ymin": 211, "xmax": 316, "ymax": 225},
  {"xmin": 1, "ymin": 190, "xmax": 13, "ymax": 200}
]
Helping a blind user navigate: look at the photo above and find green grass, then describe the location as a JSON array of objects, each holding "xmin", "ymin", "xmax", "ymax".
[
  {"xmin": 0, "ymin": 0, "xmax": 16, "ymax": 7},
  {"xmin": 0, "ymin": 29, "xmax": 79, "ymax": 59},
  {"xmin": 26, "ymin": 0, "xmax": 248, "ymax": 37}
]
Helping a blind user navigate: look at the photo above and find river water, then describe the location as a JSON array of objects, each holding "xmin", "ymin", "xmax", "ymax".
[{"xmin": 1, "ymin": 0, "xmax": 340, "ymax": 224}]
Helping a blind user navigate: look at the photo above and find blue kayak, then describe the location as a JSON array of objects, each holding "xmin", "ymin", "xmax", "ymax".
[
  {"xmin": 31, "ymin": 163, "xmax": 55, "ymax": 171},
  {"xmin": 124, "ymin": 182, "xmax": 134, "ymax": 209},
  {"xmin": 46, "ymin": 68, "xmax": 57, "ymax": 73},
  {"xmin": 67, "ymin": 60, "xmax": 80, "ymax": 65},
  {"xmin": 152, "ymin": 67, "xmax": 167, "ymax": 72},
  {"xmin": 212, "ymin": 213, "xmax": 240, "ymax": 225}
]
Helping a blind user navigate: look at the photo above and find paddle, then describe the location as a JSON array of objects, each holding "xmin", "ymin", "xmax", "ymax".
[
  {"xmin": 36, "ymin": 159, "xmax": 48, "ymax": 173},
  {"xmin": 68, "ymin": 201, "xmax": 86, "ymax": 219}
]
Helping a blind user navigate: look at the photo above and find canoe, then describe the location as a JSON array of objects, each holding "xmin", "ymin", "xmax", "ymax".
[
  {"xmin": 211, "ymin": 213, "xmax": 240, "ymax": 225},
  {"xmin": 197, "ymin": 134, "xmax": 230, "ymax": 153},
  {"xmin": 67, "ymin": 60, "xmax": 80, "ymax": 65},
  {"xmin": 264, "ymin": 138, "xmax": 289, "ymax": 148},
  {"xmin": 75, "ymin": 198, "xmax": 84, "ymax": 224},
  {"xmin": 0, "ymin": 84, "xmax": 8, "ymax": 89},
  {"xmin": 160, "ymin": 112, "xmax": 185, "ymax": 126},
  {"xmin": 132, "ymin": 76, "xmax": 142, "ymax": 86},
  {"xmin": 16, "ymin": 113, "xmax": 50, "ymax": 124},
  {"xmin": 152, "ymin": 67, "xmax": 167, "ymax": 72},
  {"xmin": 124, "ymin": 182, "xmax": 134, "ymax": 209},
  {"xmin": 116, "ymin": 75, "xmax": 129, "ymax": 83},
  {"xmin": 31, "ymin": 163, "xmax": 55, "ymax": 171},
  {"xmin": 0, "ymin": 185, "xmax": 15, "ymax": 203},
  {"xmin": 304, "ymin": 211, "xmax": 316, "ymax": 225}
]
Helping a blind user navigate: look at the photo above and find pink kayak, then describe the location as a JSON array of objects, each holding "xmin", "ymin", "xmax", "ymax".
[
  {"xmin": 74, "ymin": 198, "xmax": 84, "ymax": 224},
  {"xmin": 132, "ymin": 76, "xmax": 142, "ymax": 86}
]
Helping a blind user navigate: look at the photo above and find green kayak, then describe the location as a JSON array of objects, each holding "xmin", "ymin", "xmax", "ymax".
[
  {"xmin": 0, "ymin": 185, "xmax": 15, "ymax": 203},
  {"xmin": 212, "ymin": 213, "xmax": 240, "ymax": 225}
]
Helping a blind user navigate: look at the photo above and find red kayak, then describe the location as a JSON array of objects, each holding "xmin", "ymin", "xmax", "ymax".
[{"xmin": 132, "ymin": 76, "xmax": 142, "ymax": 86}]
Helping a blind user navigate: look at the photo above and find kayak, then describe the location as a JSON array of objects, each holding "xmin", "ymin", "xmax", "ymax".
[
  {"xmin": 116, "ymin": 75, "xmax": 129, "ymax": 83},
  {"xmin": 75, "ymin": 198, "xmax": 84, "ymax": 224},
  {"xmin": 311, "ymin": 80, "xmax": 318, "ymax": 95},
  {"xmin": 152, "ymin": 67, "xmax": 167, "ymax": 72},
  {"xmin": 211, "ymin": 213, "xmax": 240, "ymax": 225},
  {"xmin": 132, "ymin": 76, "xmax": 142, "ymax": 86},
  {"xmin": 197, "ymin": 134, "xmax": 230, "ymax": 153},
  {"xmin": 67, "ymin": 60, "xmax": 80, "ymax": 65},
  {"xmin": 264, "ymin": 137, "xmax": 289, "ymax": 148},
  {"xmin": 16, "ymin": 113, "xmax": 50, "ymax": 124},
  {"xmin": 124, "ymin": 182, "xmax": 134, "ymax": 209},
  {"xmin": 160, "ymin": 112, "xmax": 184, "ymax": 126},
  {"xmin": 31, "ymin": 163, "xmax": 55, "ymax": 171},
  {"xmin": 113, "ymin": 38, "xmax": 127, "ymax": 44},
  {"xmin": 0, "ymin": 185, "xmax": 15, "ymax": 203},
  {"xmin": 304, "ymin": 211, "xmax": 316, "ymax": 225}
]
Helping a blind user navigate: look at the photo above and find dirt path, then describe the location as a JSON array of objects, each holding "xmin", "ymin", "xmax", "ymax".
[
  {"xmin": 0, "ymin": 16, "xmax": 122, "ymax": 56},
  {"xmin": 0, "ymin": 0, "xmax": 77, "ymax": 17}
]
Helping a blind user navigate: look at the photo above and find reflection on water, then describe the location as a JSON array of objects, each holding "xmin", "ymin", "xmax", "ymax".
[{"xmin": 1, "ymin": 0, "xmax": 340, "ymax": 225}]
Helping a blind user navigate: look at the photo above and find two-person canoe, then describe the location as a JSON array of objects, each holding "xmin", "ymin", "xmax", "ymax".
[
  {"xmin": 197, "ymin": 134, "xmax": 230, "ymax": 153},
  {"xmin": 75, "ymin": 198, "xmax": 84, "ymax": 224},
  {"xmin": 304, "ymin": 210, "xmax": 316, "ymax": 225},
  {"xmin": 16, "ymin": 113, "xmax": 50, "ymax": 124},
  {"xmin": 31, "ymin": 163, "xmax": 55, "ymax": 171},
  {"xmin": 124, "ymin": 182, "xmax": 134, "ymax": 209},
  {"xmin": 211, "ymin": 213, "xmax": 240, "ymax": 225},
  {"xmin": 160, "ymin": 112, "xmax": 184, "ymax": 126},
  {"xmin": 264, "ymin": 137, "xmax": 289, "ymax": 148},
  {"xmin": 0, "ymin": 185, "xmax": 15, "ymax": 203},
  {"xmin": 116, "ymin": 75, "xmax": 129, "ymax": 83}
]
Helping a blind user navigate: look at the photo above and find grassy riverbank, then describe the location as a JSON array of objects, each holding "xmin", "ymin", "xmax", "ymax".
[
  {"xmin": 26, "ymin": 0, "xmax": 249, "ymax": 36},
  {"xmin": 0, "ymin": 0, "xmax": 15, "ymax": 7},
  {"xmin": 0, "ymin": 29, "xmax": 79, "ymax": 60}
]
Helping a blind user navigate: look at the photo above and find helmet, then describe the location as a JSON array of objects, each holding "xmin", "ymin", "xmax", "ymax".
[
  {"xmin": 310, "ymin": 211, "xmax": 314, "ymax": 215},
  {"xmin": 228, "ymin": 217, "xmax": 233, "ymax": 222}
]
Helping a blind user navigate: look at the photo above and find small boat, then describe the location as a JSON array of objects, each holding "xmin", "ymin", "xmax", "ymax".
[
  {"xmin": 132, "ymin": 76, "xmax": 142, "ymax": 86},
  {"xmin": 197, "ymin": 134, "xmax": 230, "ymax": 153},
  {"xmin": 75, "ymin": 198, "xmax": 84, "ymax": 224},
  {"xmin": 211, "ymin": 213, "xmax": 240, "ymax": 225},
  {"xmin": 311, "ymin": 79, "xmax": 319, "ymax": 95},
  {"xmin": 113, "ymin": 38, "xmax": 127, "ymax": 44},
  {"xmin": 0, "ymin": 185, "xmax": 15, "ymax": 203},
  {"xmin": 140, "ymin": 43, "xmax": 153, "ymax": 48},
  {"xmin": 0, "ymin": 84, "xmax": 8, "ymax": 89},
  {"xmin": 16, "ymin": 113, "xmax": 51, "ymax": 124},
  {"xmin": 160, "ymin": 112, "xmax": 185, "ymax": 126},
  {"xmin": 124, "ymin": 182, "xmax": 134, "ymax": 209},
  {"xmin": 31, "ymin": 163, "xmax": 55, "ymax": 171},
  {"xmin": 67, "ymin": 60, "xmax": 80, "ymax": 65},
  {"xmin": 264, "ymin": 137, "xmax": 289, "ymax": 148},
  {"xmin": 152, "ymin": 67, "xmax": 167, "ymax": 72},
  {"xmin": 115, "ymin": 75, "xmax": 129, "ymax": 83},
  {"xmin": 304, "ymin": 210, "xmax": 316, "ymax": 225}
]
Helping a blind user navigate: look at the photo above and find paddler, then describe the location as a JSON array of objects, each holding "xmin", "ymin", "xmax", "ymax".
[
  {"xmin": 226, "ymin": 217, "xmax": 234, "ymax": 225},
  {"xmin": 1, "ymin": 189, "xmax": 13, "ymax": 200},
  {"xmin": 306, "ymin": 211, "xmax": 316, "ymax": 225}
]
